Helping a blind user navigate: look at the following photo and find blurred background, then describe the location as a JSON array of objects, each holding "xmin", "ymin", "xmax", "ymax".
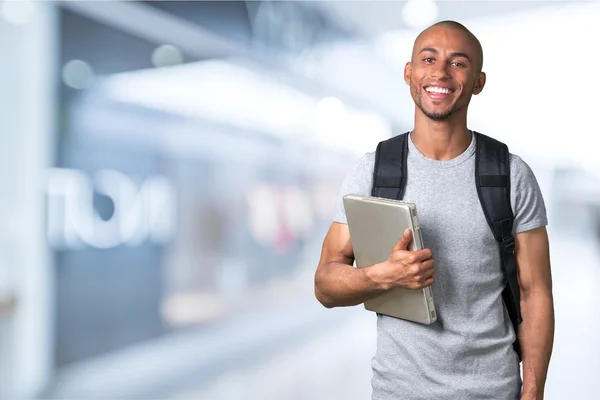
[{"xmin": 0, "ymin": 0, "xmax": 599, "ymax": 399}]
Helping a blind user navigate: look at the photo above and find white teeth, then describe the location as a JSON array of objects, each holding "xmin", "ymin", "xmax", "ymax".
[{"xmin": 426, "ymin": 86, "xmax": 450, "ymax": 94}]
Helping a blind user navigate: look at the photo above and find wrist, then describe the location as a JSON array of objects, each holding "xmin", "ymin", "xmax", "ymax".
[
  {"xmin": 521, "ymin": 385, "xmax": 542, "ymax": 400},
  {"xmin": 364, "ymin": 262, "xmax": 392, "ymax": 291}
]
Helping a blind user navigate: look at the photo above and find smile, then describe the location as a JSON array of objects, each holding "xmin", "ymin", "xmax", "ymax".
[
  {"xmin": 424, "ymin": 86, "xmax": 453, "ymax": 94},
  {"xmin": 423, "ymin": 85, "xmax": 455, "ymax": 101}
]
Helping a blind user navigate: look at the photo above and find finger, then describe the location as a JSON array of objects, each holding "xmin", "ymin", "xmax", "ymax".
[
  {"xmin": 415, "ymin": 271, "xmax": 435, "ymax": 287},
  {"xmin": 420, "ymin": 259, "xmax": 435, "ymax": 273},
  {"xmin": 413, "ymin": 278, "xmax": 434, "ymax": 290},
  {"xmin": 412, "ymin": 248, "xmax": 433, "ymax": 262},
  {"xmin": 412, "ymin": 261, "xmax": 434, "ymax": 282},
  {"xmin": 393, "ymin": 228, "xmax": 413, "ymax": 251},
  {"xmin": 423, "ymin": 268, "xmax": 435, "ymax": 282},
  {"xmin": 408, "ymin": 259, "xmax": 432, "ymax": 278}
]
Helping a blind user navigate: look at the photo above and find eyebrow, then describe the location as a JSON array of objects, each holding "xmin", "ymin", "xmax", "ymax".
[{"xmin": 419, "ymin": 47, "xmax": 471, "ymax": 61}]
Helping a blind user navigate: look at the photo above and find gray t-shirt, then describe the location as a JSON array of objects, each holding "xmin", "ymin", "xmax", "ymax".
[{"xmin": 333, "ymin": 132, "xmax": 548, "ymax": 400}]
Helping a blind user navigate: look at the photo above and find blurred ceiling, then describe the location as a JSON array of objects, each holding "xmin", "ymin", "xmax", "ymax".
[
  {"xmin": 311, "ymin": 1, "xmax": 562, "ymax": 37},
  {"xmin": 58, "ymin": 0, "xmax": 569, "ymax": 130}
]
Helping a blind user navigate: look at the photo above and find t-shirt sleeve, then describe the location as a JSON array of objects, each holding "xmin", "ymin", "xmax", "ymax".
[
  {"xmin": 509, "ymin": 154, "xmax": 548, "ymax": 234},
  {"xmin": 333, "ymin": 152, "xmax": 375, "ymax": 224}
]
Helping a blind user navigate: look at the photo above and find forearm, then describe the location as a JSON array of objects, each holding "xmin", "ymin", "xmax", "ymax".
[
  {"xmin": 519, "ymin": 289, "xmax": 555, "ymax": 398},
  {"xmin": 314, "ymin": 261, "xmax": 386, "ymax": 308}
]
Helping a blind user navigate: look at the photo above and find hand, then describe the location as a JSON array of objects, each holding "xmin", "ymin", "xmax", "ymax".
[{"xmin": 374, "ymin": 228, "xmax": 435, "ymax": 290}]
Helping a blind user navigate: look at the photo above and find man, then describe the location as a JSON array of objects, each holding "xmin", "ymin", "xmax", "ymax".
[{"xmin": 314, "ymin": 21, "xmax": 554, "ymax": 400}]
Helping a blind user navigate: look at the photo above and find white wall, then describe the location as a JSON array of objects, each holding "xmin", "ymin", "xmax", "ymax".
[
  {"xmin": 0, "ymin": 3, "xmax": 57, "ymax": 398},
  {"xmin": 373, "ymin": 2, "xmax": 600, "ymax": 177}
]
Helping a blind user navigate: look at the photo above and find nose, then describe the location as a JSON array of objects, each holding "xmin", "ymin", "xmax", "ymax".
[{"xmin": 430, "ymin": 60, "xmax": 451, "ymax": 80}]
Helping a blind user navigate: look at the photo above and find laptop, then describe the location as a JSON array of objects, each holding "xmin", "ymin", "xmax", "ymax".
[{"xmin": 343, "ymin": 194, "xmax": 437, "ymax": 324}]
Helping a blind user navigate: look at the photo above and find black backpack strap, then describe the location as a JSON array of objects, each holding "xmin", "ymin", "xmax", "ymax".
[
  {"xmin": 474, "ymin": 131, "xmax": 523, "ymax": 361},
  {"xmin": 372, "ymin": 132, "xmax": 410, "ymax": 200}
]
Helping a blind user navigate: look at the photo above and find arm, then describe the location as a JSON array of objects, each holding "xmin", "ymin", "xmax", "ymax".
[
  {"xmin": 314, "ymin": 223, "xmax": 435, "ymax": 308},
  {"xmin": 515, "ymin": 226, "xmax": 555, "ymax": 400},
  {"xmin": 314, "ymin": 222, "xmax": 386, "ymax": 308}
]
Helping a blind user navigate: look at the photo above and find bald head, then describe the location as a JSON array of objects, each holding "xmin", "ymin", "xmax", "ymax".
[{"xmin": 413, "ymin": 20, "xmax": 484, "ymax": 73}]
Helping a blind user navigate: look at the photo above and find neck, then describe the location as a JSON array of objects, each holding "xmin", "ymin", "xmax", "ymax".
[{"xmin": 411, "ymin": 109, "xmax": 472, "ymax": 161}]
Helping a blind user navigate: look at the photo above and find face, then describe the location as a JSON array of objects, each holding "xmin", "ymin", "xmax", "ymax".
[{"xmin": 404, "ymin": 26, "xmax": 486, "ymax": 121}]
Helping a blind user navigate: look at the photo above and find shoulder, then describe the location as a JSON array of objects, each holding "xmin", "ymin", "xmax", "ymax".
[
  {"xmin": 509, "ymin": 153, "xmax": 538, "ymax": 186},
  {"xmin": 342, "ymin": 151, "xmax": 376, "ymax": 190},
  {"xmin": 509, "ymin": 153, "xmax": 529, "ymax": 173},
  {"xmin": 507, "ymin": 152, "xmax": 548, "ymax": 232},
  {"xmin": 359, "ymin": 151, "xmax": 376, "ymax": 169},
  {"xmin": 332, "ymin": 151, "xmax": 376, "ymax": 224},
  {"xmin": 475, "ymin": 132, "xmax": 536, "ymax": 184},
  {"xmin": 342, "ymin": 151, "xmax": 376, "ymax": 181},
  {"xmin": 476, "ymin": 134, "xmax": 548, "ymax": 231}
]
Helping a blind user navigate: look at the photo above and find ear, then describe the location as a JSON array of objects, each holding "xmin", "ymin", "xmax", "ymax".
[
  {"xmin": 473, "ymin": 71, "xmax": 486, "ymax": 95},
  {"xmin": 404, "ymin": 62, "xmax": 412, "ymax": 86}
]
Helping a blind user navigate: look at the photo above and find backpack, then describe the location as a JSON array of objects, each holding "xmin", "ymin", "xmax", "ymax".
[{"xmin": 371, "ymin": 131, "xmax": 522, "ymax": 361}]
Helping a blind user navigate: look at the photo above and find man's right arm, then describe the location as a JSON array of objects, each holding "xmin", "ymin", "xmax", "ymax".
[
  {"xmin": 314, "ymin": 222, "xmax": 387, "ymax": 308},
  {"xmin": 314, "ymin": 222, "xmax": 435, "ymax": 308}
]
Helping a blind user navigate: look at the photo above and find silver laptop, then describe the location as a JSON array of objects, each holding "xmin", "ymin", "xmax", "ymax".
[{"xmin": 343, "ymin": 194, "xmax": 437, "ymax": 324}]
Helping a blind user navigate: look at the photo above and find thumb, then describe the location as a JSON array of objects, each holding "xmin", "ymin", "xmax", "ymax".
[{"xmin": 394, "ymin": 228, "xmax": 412, "ymax": 251}]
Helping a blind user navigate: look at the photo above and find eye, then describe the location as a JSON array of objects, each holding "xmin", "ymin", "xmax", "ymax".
[
  {"xmin": 451, "ymin": 61, "xmax": 466, "ymax": 67},
  {"xmin": 423, "ymin": 57, "xmax": 435, "ymax": 63}
]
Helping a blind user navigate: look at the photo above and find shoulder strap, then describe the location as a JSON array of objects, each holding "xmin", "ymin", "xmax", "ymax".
[
  {"xmin": 371, "ymin": 132, "xmax": 409, "ymax": 200},
  {"xmin": 474, "ymin": 131, "xmax": 523, "ymax": 361}
]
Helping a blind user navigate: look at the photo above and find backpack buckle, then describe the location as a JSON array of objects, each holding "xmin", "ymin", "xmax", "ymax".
[
  {"xmin": 498, "ymin": 218, "xmax": 515, "ymax": 254},
  {"xmin": 502, "ymin": 235, "xmax": 515, "ymax": 254}
]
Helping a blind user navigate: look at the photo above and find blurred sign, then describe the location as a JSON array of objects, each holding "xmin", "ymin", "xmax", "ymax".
[
  {"xmin": 246, "ymin": 183, "xmax": 314, "ymax": 254},
  {"xmin": 45, "ymin": 168, "xmax": 176, "ymax": 250}
]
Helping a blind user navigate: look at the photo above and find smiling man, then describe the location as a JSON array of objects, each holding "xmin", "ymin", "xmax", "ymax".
[{"xmin": 314, "ymin": 21, "xmax": 554, "ymax": 400}]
